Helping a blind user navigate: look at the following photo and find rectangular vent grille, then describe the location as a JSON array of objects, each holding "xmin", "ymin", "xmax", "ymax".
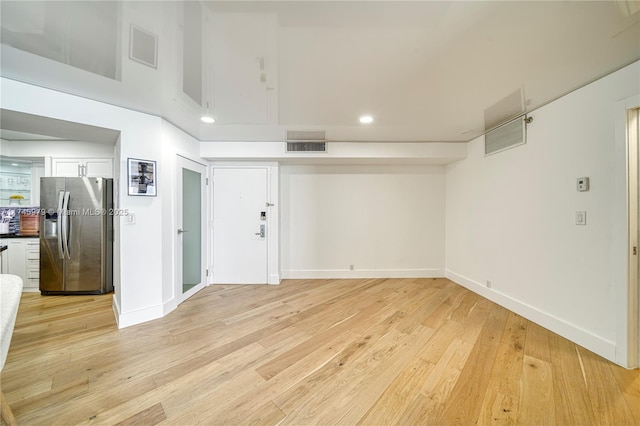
[
  {"xmin": 286, "ymin": 141, "xmax": 327, "ymax": 153},
  {"xmin": 485, "ymin": 116, "xmax": 526, "ymax": 156},
  {"xmin": 129, "ymin": 24, "xmax": 158, "ymax": 69},
  {"xmin": 286, "ymin": 130, "xmax": 327, "ymax": 153}
]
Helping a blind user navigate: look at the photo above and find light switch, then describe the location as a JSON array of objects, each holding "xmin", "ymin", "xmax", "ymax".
[
  {"xmin": 577, "ymin": 177, "xmax": 589, "ymax": 192},
  {"xmin": 576, "ymin": 211, "xmax": 586, "ymax": 225},
  {"xmin": 125, "ymin": 213, "xmax": 135, "ymax": 225}
]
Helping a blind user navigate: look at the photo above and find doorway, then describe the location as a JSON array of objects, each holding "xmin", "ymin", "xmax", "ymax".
[
  {"xmin": 212, "ymin": 166, "xmax": 269, "ymax": 284},
  {"xmin": 628, "ymin": 107, "xmax": 640, "ymax": 367},
  {"xmin": 176, "ymin": 155, "xmax": 207, "ymax": 302}
]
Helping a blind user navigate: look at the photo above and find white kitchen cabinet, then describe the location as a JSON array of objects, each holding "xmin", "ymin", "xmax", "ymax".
[
  {"xmin": 31, "ymin": 162, "xmax": 45, "ymax": 206},
  {"xmin": 52, "ymin": 158, "xmax": 113, "ymax": 178},
  {"xmin": 0, "ymin": 238, "xmax": 40, "ymax": 292}
]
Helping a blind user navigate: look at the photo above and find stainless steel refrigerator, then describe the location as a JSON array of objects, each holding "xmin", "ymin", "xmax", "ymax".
[{"xmin": 40, "ymin": 177, "xmax": 114, "ymax": 295}]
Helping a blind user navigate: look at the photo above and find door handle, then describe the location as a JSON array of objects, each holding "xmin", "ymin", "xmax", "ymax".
[
  {"xmin": 63, "ymin": 191, "xmax": 71, "ymax": 259},
  {"xmin": 57, "ymin": 191, "xmax": 65, "ymax": 259},
  {"xmin": 255, "ymin": 224, "xmax": 266, "ymax": 238},
  {"xmin": 177, "ymin": 228, "xmax": 188, "ymax": 234}
]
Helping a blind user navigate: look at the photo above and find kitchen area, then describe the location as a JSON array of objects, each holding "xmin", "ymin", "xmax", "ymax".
[
  {"xmin": 0, "ymin": 127, "xmax": 116, "ymax": 294},
  {"xmin": 0, "ymin": 156, "xmax": 44, "ymax": 290}
]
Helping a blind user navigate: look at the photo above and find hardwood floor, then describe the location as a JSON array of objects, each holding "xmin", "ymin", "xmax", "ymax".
[{"xmin": 2, "ymin": 278, "xmax": 639, "ymax": 425}]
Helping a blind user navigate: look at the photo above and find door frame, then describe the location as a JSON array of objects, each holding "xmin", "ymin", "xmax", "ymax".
[
  {"xmin": 175, "ymin": 153, "xmax": 210, "ymax": 305},
  {"xmin": 627, "ymin": 106, "xmax": 639, "ymax": 368},
  {"xmin": 210, "ymin": 161, "xmax": 280, "ymax": 285},
  {"xmin": 615, "ymin": 95, "xmax": 640, "ymax": 368}
]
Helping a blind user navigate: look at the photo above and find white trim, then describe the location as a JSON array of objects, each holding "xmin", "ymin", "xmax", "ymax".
[
  {"xmin": 114, "ymin": 301, "xmax": 163, "ymax": 329},
  {"xmin": 614, "ymin": 94, "xmax": 640, "ymax": 367},
  {"xmin": 163, "ymin": 298, "xmax": 178, "ymax": 316},
  {"xmin": 446, "ymin": 270, "xmax": 617, "ymax": 363},
  {"xmin": 626, "ymin": 105, "xmax": 639, "ymax": 369},
  {"xmin": 269, "ymin": 273, "xmax": 281, "ymax": 285},
  {"xmin": 282, "ymin": 269, "xmax": 444, "ymax": 280}
]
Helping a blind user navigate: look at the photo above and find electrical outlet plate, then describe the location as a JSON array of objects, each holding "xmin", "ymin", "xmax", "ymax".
[{"xmin": 576, "ymin": 211, "xmax": 587, "ymax": 225}]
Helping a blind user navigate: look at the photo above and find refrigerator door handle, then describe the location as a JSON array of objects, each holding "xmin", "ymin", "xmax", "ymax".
[
  {"xmin": 57, "ymin": 191, "xmax": 65, "ymax": 259},
  {"xmin": 63, "ymin": 191, "xmax": 71, "ymax": 260}
]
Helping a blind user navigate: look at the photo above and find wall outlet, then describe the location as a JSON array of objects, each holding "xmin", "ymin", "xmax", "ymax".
[
  {"xmin": 349, "ymin": 264, "xmax": 354, "ymax": 271},
  {"xmin": 575, "ymin": 211, "xmax": 587, "ymax": 225},
  {"xmin": 486, "ymin": 280, "xmax": 492, "ymax": 288}
]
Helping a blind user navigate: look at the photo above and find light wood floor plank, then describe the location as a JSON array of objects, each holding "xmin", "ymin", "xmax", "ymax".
[
  {"xmin": 2, "ymin": 278, "xmax": 637, "ymax": 425},
  {"xmin": 518, "ymin": 354, "xmax": 556, "ymax": 425},
  {"xmin": 436, "ymin": 305, "xmax": 509, "ymax": 425},
  {"xmin": 549, "ymin": 333, "xmax": 597, "ymax": 425}
]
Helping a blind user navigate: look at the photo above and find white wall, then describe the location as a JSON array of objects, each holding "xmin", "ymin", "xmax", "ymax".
[
  {"xmin": 1, "ymin": 77, "xmax": 166, "ymax": 328},
  {"xmin": 445, "ymin": 61, "xmax": 640, "ymax": 365},
  {"xmin": 281, "ymin": 164, "xmax": 445, "ymax": 278},
  {"xmin": 0, "ymin": 140, "xmax": 114, "ymax": 158}
]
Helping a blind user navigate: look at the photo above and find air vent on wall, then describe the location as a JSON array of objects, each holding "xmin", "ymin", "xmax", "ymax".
[
  {"xmin": 129, "ymin": 24, "xmax": 158, "ymax": 69},
  {"xmin": 485, "ymin": 116, "xmax": 531, "ymax": 156},
  {"xmin": 286, "ymin": 130, "xmax": 327, "ymax": 153}
]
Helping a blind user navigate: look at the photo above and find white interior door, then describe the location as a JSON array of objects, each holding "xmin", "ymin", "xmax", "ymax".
[
  {"xmin": 213, "ymin": 167, "xmax": 268, "ymax": 284},
  {"xmin": 177, "ymin": 155, "xmax": 207, "ymax": 302}
]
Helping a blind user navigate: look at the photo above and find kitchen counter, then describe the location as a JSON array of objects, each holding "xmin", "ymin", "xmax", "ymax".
[{"xmin": 0, "ymin": 233, "xmax": 39, "ymax": 239}]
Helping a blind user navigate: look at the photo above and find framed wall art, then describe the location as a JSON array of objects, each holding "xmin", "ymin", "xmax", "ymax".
[{"xmin": 128, "ymin": 158, "xmax": 157, "ymax": 196}]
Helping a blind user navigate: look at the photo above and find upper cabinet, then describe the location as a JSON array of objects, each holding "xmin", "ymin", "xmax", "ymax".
[
  {"xmin": 0, "ymin": 158, "xmax": 45, "ymax": 207},
  {"xmin": 52, "ymin": 158, "xmax": 113, "ymax": 178}
]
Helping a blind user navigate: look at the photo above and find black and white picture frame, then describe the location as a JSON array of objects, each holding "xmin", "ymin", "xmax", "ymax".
[{"xmin": 128, "ymin": 158, "xmax": 157, "ymax": 196}]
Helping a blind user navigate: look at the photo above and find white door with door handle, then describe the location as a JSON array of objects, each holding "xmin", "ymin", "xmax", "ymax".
[{"xmin": 213, "ymin": 167, "xmax": 268, "ymax": 284}]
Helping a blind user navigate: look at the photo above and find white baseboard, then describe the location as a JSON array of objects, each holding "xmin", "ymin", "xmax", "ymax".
[
  {"xmin": 113, "ymin": 300, "xmax": 163, "ymax": 329},
  {"xmin": 268, "ymin": 274, "xmax": 281, "ymax": 285},
  {"xmin": 281, "ymin": 268, "xmax": 444, "ymax": 280},
  {"xmin": 445, "ymin": 270, "xmax": 616, "ymax": 362}
]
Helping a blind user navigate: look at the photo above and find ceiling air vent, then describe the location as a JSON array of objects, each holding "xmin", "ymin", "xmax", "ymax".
[
  {"xmin": 129, "ymin": 24, "xmax": 158, "ymax": 69},
  {"xmin": 286, "ymin": 130, "xmax": 327, "ymax": 153},
  {"xmin": 485, "ymin": 116, "xmax": 531, "ymax": 156}
]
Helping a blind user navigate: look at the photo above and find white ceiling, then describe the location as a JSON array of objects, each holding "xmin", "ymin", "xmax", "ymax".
[{"xmin": 1, "ymin": 1, "xmax": 639, "ymax": 143}]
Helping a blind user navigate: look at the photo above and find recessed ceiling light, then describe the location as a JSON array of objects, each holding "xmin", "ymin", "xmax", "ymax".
[
  {"xmin": 200, "ymin": 115, "xmax": 215, "ymax": 124},
  {"xmin": 359, "ymin": 115, "xmax": 374, "ymax": 124},
  {"xmin": 11, "ymin": 163, "xmax": 18, "ymax": 166}
]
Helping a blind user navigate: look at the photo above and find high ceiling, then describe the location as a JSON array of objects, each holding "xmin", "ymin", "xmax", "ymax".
[{"xmin": 1, "ymin": 1, "xmax": 639, "ymax": 143}]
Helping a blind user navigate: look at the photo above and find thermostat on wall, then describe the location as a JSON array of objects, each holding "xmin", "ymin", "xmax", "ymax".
[{"xmin": 577, "ymin": 177, "xmax": 589, "ymax": 192}]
